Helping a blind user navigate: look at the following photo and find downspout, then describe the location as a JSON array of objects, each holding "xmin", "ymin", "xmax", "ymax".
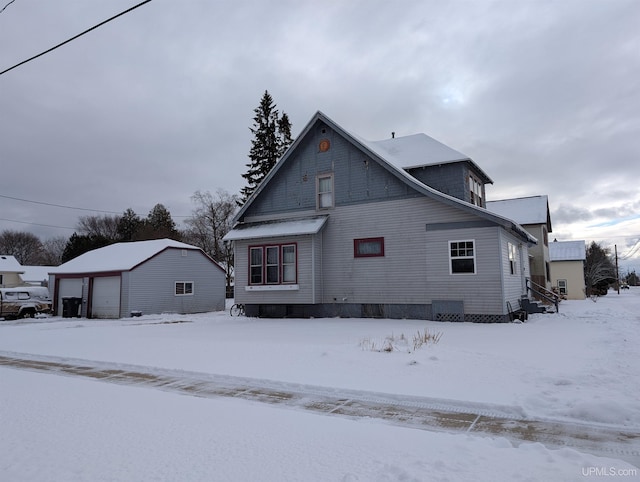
[{"xmin": 311, "ymin": 235, "xmax": 316, "ymax": 304}]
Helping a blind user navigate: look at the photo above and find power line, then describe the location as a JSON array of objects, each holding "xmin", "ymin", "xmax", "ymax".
[
  {"xmin": 0, "ymin": 193, "xmax": 191, "ymax": 219},
  {"xmin": 0, "ymin": 217, "xmax": 76, "ymax": 230},
  {"xmin": 0, "ymin": 0, "xmax": 16, "ymax": 15},
  {"xmin": 0, "ymin": 193, "xmax": 121, "ymax": 214},
  {"xmin": 0, "ymin": 0, "xmax": 152, "ymax": 76}
]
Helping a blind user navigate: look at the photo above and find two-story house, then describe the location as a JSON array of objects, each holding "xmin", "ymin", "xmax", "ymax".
[{"xmin": 224, "ymin": 111, "xmax": 537, "ymax": 322}]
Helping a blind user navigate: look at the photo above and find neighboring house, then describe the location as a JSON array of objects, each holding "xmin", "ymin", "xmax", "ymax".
[
  {"xmin": 48, "ymin": 239, "xmax": 226, "ymax": 319},
  {"xmin": 549, "ymin": 240, "xmax": 586, "ymax": 300},
  {"xmin": 224, "ymin": 111, "xmax": 537, "ymax": 322},
  {"xmin": 21, "ymin": 265, "xmax": 55, "ymax": 286},
  {"xmin": 0, "ymin": 255, "xmax": 25, "ymax": 288},
  {"xmin": 486, "ymin": 196, "xmax": 553, "ymax": 291}
]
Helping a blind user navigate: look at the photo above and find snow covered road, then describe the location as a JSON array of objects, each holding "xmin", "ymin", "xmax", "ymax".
[{"xmin": 2, "ymin": 350, "xmax": 638, "ymax": 467}]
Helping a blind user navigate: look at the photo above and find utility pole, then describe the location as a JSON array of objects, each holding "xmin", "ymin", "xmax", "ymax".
[{"xmin": 615, "ymin": 245, "xmax": 620, "ymax": 294}]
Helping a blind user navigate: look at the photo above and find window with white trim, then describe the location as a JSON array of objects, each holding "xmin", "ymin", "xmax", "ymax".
[
  {"xmin": 450, "ymin": 240, "xmax": 476, "ymax": 274},
  {"xmin": 469, "ymin": 175, "xmax": 483, "ymax": 206},
  {"xmin": 317, "ymin": 174, "xmax": 334, "ymax": 209},
  {"xmin": 175, "ymin": 281, "xmax": 194, "ymax": 296},
  {"xmin": 249, "ymin": 244, "xmax": 297, "ymax": 285},
  {"xmin": 282, "ymin": 245, "xmax": 296, "ymax": 283},
  {"xmin": 508, "ymin": 242, "xmax": 517, "ymax": 275},
  {"xmin": 557, "ymin": 279, "xmax": 567, "ymax": 295}
]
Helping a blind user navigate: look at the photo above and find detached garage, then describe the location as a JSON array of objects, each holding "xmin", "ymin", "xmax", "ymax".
[{"xmin": 49, "ymin": 239, "xmax": 226, "ymax": 319}]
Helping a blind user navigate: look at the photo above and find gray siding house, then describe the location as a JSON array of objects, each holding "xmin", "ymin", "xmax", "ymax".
[
  {"xmin": 224, "ymin": 112, "xmax": 537, "ymax": 322},
  {"xmin": 49, "ymin": 239, "xmax": 225, "ymax": 318}
]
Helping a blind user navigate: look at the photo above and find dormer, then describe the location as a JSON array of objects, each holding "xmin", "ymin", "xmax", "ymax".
[{"xmin": 367, "ymin": 133, "xmax": 493, "ymax": 207}]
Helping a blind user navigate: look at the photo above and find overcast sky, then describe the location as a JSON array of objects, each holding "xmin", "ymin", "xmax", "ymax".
[{"xmin": 1, "ymin": 0, "xmax": 639, "ymax": 270}]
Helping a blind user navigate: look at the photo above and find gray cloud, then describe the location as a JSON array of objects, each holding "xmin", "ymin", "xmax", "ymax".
[{"xmin": 1, "ymin": 0, "xmax": 639, "ymax": 263}]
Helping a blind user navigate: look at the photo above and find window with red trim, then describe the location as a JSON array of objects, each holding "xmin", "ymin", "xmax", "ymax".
[
  {"xmin": 248, "ymin": 244, "xmax": 297, "ymax": 284},
  {"xmin": 354, "ymin": 237, "xmax": 385, "ymax": 258}
]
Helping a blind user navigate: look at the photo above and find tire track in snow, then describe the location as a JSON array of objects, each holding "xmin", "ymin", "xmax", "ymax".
[{"xmin": 1, "ymin": 351, "xmax": 638, "ymax": 467}]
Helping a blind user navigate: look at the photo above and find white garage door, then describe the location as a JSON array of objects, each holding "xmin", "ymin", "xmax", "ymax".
[
  {"xmin": 57, "ymin": 278, "xmax": 83, "ymax": 316},
  {"xmin": 91, "ymin": 276, "xmax": 121, "ymax": 319}
]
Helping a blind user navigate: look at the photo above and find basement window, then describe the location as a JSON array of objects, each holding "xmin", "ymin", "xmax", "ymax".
[{"xmin": 175, "ymin": 281, "xmax": 194, "ymax": 296}]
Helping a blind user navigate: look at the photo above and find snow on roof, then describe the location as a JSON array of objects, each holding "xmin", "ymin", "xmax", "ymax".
[
  {"xmin": 549, "ymin": 240, "xmax": 586, "ymax": 261},
  {"xmin": 21, "ymin": 265, "xmax": 55, "ymax": 283},
  {"xmin": 224, "ymin": 216, "xmax": 328, "ymax": 241},
  {"xmin": 0, "ymin": 255, "xmax": 24, "ymax": 273},
  {"xmin": 367, "ymin": 133, "xmax": 470, "ymax": 169},
  {"xmin": 49, "ymin": 239, "xmax": 201, "ymax": 275},
  {"xmin": 362, "ymin": 134, "xmax": 494, "ymax": 185},
  {"xmin": 486, "ymin": 196, "xmax": 550, "ymax": 227}
]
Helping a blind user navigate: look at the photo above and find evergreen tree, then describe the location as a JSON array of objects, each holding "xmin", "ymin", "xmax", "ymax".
[
  {"xmin": 240, "ymin": 90, "xmax": 293, "ymax": 204},
  {"xmin": 139, "ymin": 203, "xmax": 180, "ymax": 241},
  {"xmin": 62, "ymin": 233, "xmax": 111, "ymax": 263},
  {"xmin": 117, "ymin": 208, "xmax": 143, "ymax": 241}
]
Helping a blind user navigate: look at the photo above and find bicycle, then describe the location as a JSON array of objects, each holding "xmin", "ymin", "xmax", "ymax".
[{"xmin": 230, "ymin": 303, "xmax": 245, "ymax": 316}]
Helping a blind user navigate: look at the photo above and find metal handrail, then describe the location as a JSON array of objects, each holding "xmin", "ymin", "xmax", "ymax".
[{"xmin": 526, "ymin": 278, "xmax": 559, "ymax": 313}]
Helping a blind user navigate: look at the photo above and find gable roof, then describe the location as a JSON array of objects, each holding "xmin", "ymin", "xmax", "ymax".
[
  {"xmin": 549, "ymin": 240, "xmax": 586, "ymax": 261},
  {"xmin": 234, "ymin": 111, "xmax": 536, "ymax": 245},
  {"xmin": 367, "ymin": 134, "xmax": 493, "ymax": 184},
  {"xmin": 49, "ymin": 239, "xmax": 220, "ymax": 275},
  {"xmin": 0, "ymin": 255, "xmax": 24, "ymax": 274},
  {"xmin": 486, "ymin": 195, "xmax": 552, "ymax": 232}
]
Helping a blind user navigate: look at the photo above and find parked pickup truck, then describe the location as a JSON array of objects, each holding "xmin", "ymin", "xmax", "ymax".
[{"xmin": 0, "ymin": 286, "xmax": 52, "ymax": 319}]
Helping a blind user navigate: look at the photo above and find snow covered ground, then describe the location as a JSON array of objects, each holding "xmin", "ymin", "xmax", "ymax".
[{"xmin": 1, "ymin": 289, "xmax": 639, "ymax": 481}]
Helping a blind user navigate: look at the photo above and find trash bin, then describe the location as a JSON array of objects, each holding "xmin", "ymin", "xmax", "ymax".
[{"xmin": 62, "ymin": 297, "xmax": 82, "ymax": 318}]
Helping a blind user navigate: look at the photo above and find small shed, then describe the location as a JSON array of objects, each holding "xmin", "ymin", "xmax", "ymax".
[{"xmin": 49, "ymin": 239, "xmax": 225, "ymax": 318}]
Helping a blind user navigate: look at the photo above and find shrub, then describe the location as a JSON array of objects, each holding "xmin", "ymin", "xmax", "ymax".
[{"xmin": 360, "ymin": 329, "xmax": 442, "ymax": 353}]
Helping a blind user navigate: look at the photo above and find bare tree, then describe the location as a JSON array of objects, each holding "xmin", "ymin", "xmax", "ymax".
[
  {"xmin": 183, "ymin": 189, "xmax": 238, "ymax": 294},
  {"xmin": 77, "ymin": 214, "xmax": 121, "ymax": 241},
  {"xmin": 40, "ymin": 236, "xmax": 68, "ymax": 265},
  {"xmin": 0, "ymin": 230, "xmax": 43, "ymax": 264},
  {"xmin": 584, "ymin": 241, "xmax": 616, "ymax": 296}
]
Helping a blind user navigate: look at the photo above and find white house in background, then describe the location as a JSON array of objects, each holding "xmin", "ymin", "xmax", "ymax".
[
  {"xmin": 549, "ymin": 240, "xmax": 586, "ymax": 300},
  {"xmin": 486, "ymin": 195, "xmax": 553, "ymax": 291},
  {"xmin": 20, "ymin": 265, "xmax": 55, "ymax": 286},
  {"xmin": 49, "ymin": 239, "xmax": 226, "ymax": 319},
  {"xmin": 0, "ymin": 255, "xmax": 25, "ymax": 287}
]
